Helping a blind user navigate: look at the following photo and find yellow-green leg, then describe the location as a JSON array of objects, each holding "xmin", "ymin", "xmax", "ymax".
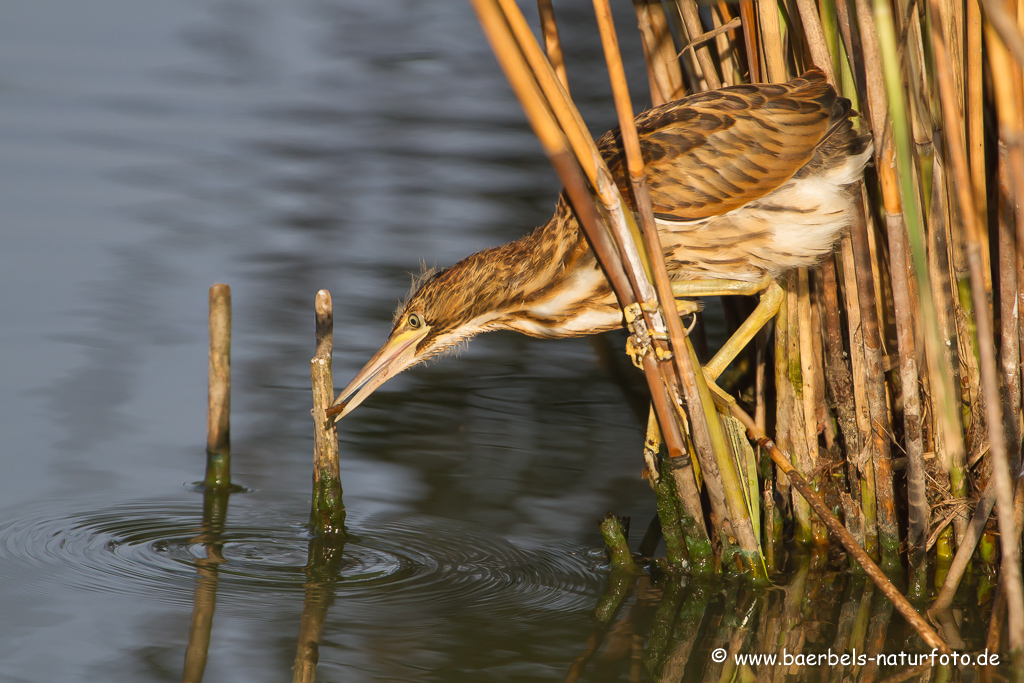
[{"xmin": 670, "ymin": 276, "xmax": 784, "ymax": 382}]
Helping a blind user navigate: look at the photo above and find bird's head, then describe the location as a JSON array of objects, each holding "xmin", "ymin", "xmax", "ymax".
[
  {"xmin": 330, "ymin": 254, "xmax": 518, "ymax": 421},
  {"xmin": 329, "ymin": 208, "xmax": 605, "ymax": 420}
]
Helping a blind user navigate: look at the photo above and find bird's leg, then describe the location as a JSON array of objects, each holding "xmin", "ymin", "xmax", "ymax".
[
  {"xmin": 670, "ymin": 273, "xmax": 770, "ymax": 326},
  {"xmin": 669, "ymin": 273, "xmax": 772, "ymax": 299},
  {"xmin": 704, "ymin": 281, "xmax": 783, "ymax": 381},
  {"xmin": 668, "ymin": 275, "xmax": 784, "ymax": 382}
]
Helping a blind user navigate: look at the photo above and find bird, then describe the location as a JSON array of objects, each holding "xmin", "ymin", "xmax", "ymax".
[{"xmin": 329, "ymin": 68, "xmax": 871, "ymax": 420}]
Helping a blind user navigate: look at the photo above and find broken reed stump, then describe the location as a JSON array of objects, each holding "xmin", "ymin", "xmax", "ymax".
[
  {"xmin": 297, "ymin": 288, "xmax": 347, "ymax": 683},
  {"xmin": 599, "ymin": 514, "xmax": 644, "ymax": 574},
  {"xmin": 205, "ymin": 283, "xmax": 232, "ymax": 489},
  {"xmin": 310, "ymin": 289, "xmax": 346, "ymax": 538}
]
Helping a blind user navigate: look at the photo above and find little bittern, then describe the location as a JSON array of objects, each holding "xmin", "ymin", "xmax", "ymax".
[{"xmin": 332, "ymin": 69, "xmax": 871, "ymax": 419}]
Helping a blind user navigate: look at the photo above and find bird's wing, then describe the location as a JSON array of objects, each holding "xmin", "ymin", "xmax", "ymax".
[{"xmin": 597, "ymin": 69, "xmax": 852, "ymax": 221}]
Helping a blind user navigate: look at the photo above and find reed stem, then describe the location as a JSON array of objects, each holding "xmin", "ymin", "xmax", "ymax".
[
  {"xmin": 676, "ymin": 0, "xmax": 723, "ymax": 88},
  {"xmin": 310, "ymin": 290, "xmax": 345, "ymax": 538},
  {"xmin": 536, "ymin": 0, "xmax": 569, "ymax": 94},
  {"xmin": 930, "ymin": 479, "xmax": 998, "ymax": 612},
  {"xmin": 205, "ymin": 283, "xmax": 231, "ymax": 489},
  {"xmin": 600, "ymin": 514, "xmax": 645, "ymax": 573},
  {"xmin": 632, "ymin": 0, "xmax": 684, "ymax": 102},
  {"xmin": 794, "ymin": 0, "xmax": 835, "ymax": 79}
]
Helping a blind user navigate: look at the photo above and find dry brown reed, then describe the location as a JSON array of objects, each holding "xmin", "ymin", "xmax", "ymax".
[
  {"xmin": 205, "ymin": 283, "xmax": 232, "ymax": 489},
  {"xmin": 310, "ymin": 289, "xmax": 345, "ymax": 538}
]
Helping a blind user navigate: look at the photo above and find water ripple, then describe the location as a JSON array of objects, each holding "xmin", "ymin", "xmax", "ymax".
[{"xmin": 0, "ymin": 496, "xmax": 602, "ymax": 614}]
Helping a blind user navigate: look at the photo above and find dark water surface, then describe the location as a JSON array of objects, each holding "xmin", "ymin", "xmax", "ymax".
[{"xmin": 0, "ymin": 2, "xmax": 1001, "ymax": 681}]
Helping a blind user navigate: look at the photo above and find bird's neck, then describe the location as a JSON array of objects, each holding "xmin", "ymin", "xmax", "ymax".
[{"xmin": 453, "ymin": 198, "xmax": 620, "ymax": 338}]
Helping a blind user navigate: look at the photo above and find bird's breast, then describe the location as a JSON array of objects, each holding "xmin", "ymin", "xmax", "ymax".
[{"xmin": 657, "ymin": 158, "xmax": 866, "ymax": 281}]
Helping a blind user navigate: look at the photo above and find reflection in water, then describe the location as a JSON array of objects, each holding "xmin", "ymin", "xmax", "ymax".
[
  {"xmin": 292, "ymin": 530, "xmax": 347, "ymax": 683},
  {"xmin": 293, "ymin": 578, "xmax": 333, "ymax": 683},
  {"xmin": 568, "ymin": 553, "xmax": 1002, "ymax": 682},
  {"xmin": 182, "ymin": 489, "xmax": 230, "ymax": 683}
]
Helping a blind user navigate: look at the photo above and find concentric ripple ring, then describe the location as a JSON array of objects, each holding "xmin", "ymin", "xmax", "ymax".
[{"xmin": 0, "ymin": 496, "xmax": 602, "ymax": 615}]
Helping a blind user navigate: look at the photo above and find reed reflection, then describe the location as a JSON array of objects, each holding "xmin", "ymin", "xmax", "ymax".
[
  {"xmin": 182, "ymin": 488, "xmax": 231, "ymax": 683},
  {"xmin": 292, "ymin": 534, "xmax": 346, "ymax": 683},
  {"xmin": 567, "ymin": 548, "xmax": 1003, "ymax": 682}
]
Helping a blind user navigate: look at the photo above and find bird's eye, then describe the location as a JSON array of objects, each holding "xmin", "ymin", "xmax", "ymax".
[{"xmin": 407, "ymin": 313, "xmax": 424, "ymax": 329}]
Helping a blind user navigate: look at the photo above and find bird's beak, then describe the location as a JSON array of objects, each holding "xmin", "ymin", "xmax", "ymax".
[{"xmin": 328, "ymin": 326, "xmax": 430, "ymax": 421}]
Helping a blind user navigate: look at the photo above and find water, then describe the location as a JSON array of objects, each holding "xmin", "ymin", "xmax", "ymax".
[{"xmin": 0, "ymin": 1, "xmax": 1004, "ymax": 681}]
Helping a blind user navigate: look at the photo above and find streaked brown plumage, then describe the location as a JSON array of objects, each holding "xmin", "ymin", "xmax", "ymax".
[{"xmin": 332, "ymin": 69, "xmax": 871, "ymax": 419}]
